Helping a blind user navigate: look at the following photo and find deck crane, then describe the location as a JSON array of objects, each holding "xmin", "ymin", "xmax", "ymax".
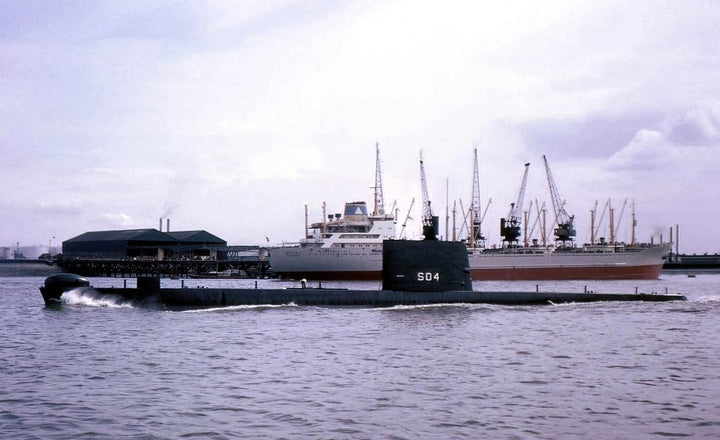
[
  {"xmin": 500, "ymin": 162, "xmax": 530, "ymax": 245},
  {"xmin": 372, "ymin": 142, "xmax": 386, "ymax": 217},
  {"xmin": 470, "ymin": 148, "xmax": 486, "ymax": 248},
  {"xmin": 399, "ymin": 198, "xmax": 415, "ymax": 239},
  {"xmin": 481, "ymin": 198, "xmax": 492, "ymax": 225},
  {"xmin": 419, "ymin": 153, "xmax": 438, "ymax": 240},
  {"xmin": 543, "ymin": 155, "xmax": 576, "ymax": 246}
]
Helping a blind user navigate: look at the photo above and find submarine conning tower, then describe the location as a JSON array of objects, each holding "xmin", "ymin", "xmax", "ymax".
[{"xmin": 382, "ymin": 239, "xmax": 472, "ymax": 292}]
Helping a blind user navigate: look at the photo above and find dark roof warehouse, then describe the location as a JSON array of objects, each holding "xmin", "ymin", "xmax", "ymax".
[{"xmin": 63, "ymin": 229, "xmax": 226, "ymax": 260}]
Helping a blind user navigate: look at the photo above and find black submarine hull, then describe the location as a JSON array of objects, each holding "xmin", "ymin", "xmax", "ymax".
[
  {"xmin": 40, "ymin": 285, "xmax": 686, "ymax": 307},
  {"xmin": 158, "ymin": 287, "xmax": 686, "ymax": 306},
  {"xmin": 40, "ymin": 240, "xmax": 686, "ymax": 306}
]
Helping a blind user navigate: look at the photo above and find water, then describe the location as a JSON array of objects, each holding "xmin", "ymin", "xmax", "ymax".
[{"xmin": 2, "ymin": 266, "xmax": 719, "ymax": 439}]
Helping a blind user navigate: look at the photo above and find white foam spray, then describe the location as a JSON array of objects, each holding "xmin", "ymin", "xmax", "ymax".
[
  {"xmin": 61, "ymin": 288, "xmax": 134, "ymax": 308},
  {"xmin": 179, "ymin": 303, "xmax": 298, "ymax": 313}
]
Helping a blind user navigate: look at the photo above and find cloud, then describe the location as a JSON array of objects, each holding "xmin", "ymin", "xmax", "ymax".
[
  {"xmin": 519, "ymin": 113, "xmax": 664, "ymax": 158},
  {"xmin": 608, "ymin": 101, "xmax": 720, "ymax": 171},
  {"xmin": 33, "ymin": 200, "xmax": 83, "ymax": 216},
  {"xmin": 99, "ymin": 212, "xmax": 134, "ymax": 229},
  {"xmin": 606, "ymin": 129, "xmax": 674, "ymax": 171},
  {"xmin": 666, "ymin": 100, "xmax": 720, "ymax": 146}
]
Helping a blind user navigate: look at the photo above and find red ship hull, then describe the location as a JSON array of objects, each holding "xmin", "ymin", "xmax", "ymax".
[{"xmin": 275, "ymin": 263, "xmax": 663, "ymax": 281}]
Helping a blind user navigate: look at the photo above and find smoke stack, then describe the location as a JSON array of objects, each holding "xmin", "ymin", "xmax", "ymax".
[
  {"xmin": 166, "ymin": 218, "xmax": 170, "ymax": 233},
  {"xmin": 159, "ymin": 218, "xmax": 163, "ymax": 232}
]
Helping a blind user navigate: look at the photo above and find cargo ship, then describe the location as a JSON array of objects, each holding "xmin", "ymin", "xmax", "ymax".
[
  {"xmin": 268, "ymin": 204, "xmax": 669, "ymax": 281},
  {"xmin": 466, "ymin": 243, "xmax": 669, "ymax": 280},
  {"xmin": 268, "ymin": 148, "xmax": 670, "ymax": 281}
]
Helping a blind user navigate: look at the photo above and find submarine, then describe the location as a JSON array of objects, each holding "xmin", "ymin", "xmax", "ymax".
[{"xmin": 40, "ymin": 239, "xmax": 686, "ymax": 307}]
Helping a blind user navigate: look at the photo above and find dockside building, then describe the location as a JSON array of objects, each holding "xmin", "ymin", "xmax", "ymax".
[{"xmin": 62, "ymin": 229, "xmax": 227, "ymax": 260}]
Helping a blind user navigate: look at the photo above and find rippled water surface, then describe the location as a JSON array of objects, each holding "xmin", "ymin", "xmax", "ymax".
[{"xmin": 2, "ymin": 267, "xmax": 719, "ymax": 439}]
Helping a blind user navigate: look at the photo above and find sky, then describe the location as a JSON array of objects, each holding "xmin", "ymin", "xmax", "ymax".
[{"xmin": 2, "ymin": 0, "xmax": 720, "ymax": 256}]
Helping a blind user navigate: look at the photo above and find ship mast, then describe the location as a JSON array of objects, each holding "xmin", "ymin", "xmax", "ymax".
[
  {"xmin": 470, "ymin": 148, "xmax": 485, "ymax": 248},
  {"xmin": 543, "ymin": 155, "xmax": 576, "ymax": 247},
  {"xmin": 500, "ymin": 162, "xmax": 530, "ymax": 246},
  {"xmin": 372, "ymin": 142, "xmax": 385, "ymax": 217},
  {"xmin": 609, "ymin": 199, "xmax": 615, "ymax": 245},
  {"xmin": 631, "ymin": 199, "xmax": 637, "ymax": 245},
  {"xmin": 305, "ymin": 204, "xmax": 309, "ymax": 239},
  {"xmin": 590, "ymin": 200, "xmax": 598, "ymax": 245},
  {"xmin": 613, "ymin": 199, "xmax": 628, "ymax": 244},
  {"xmin": 593, "ymin": 199, "xmax": 609, "ymax": 243},
  {"xmin": 419, "ymin": 152, "xmax": 438, "ymax": 240},
  {"xmin": 529, "ymin": 199, "xmax": 546, "ymax": 245}
]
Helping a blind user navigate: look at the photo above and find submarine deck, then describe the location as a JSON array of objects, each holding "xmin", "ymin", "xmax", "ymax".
[{"xmin": 44, "ymin": 286, "xmax": 686, "ymax": 307}]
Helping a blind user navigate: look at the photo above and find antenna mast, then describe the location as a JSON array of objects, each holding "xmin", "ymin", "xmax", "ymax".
[
  {"xmin": 373, "ymin": 142, "xmax": 385, "ymax": 217},
  {"xmin": 543, "ymin": 155, "xmax": 576, "ymax": 246}
]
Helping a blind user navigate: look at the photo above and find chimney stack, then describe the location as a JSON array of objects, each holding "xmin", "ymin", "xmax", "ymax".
[
  {"xmin": 159, "ymin": 218, "xmax": 163, "ymax": 232},
  {"xmin": 166, "ymin": 218, "xmax": 170, "ymax": 233}
]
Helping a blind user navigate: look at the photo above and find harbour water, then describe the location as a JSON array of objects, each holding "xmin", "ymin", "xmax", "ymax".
[{"xmin": 1, "ymin": 264, "xmax": 719, "ymax": 439}]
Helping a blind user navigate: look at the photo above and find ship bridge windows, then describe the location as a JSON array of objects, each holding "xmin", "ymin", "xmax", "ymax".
[
  {"xmin": 343, "ymin": 202, "xmax": 369, "ymax": 223},
  {"xmin": 326, "ymin": 224, "xmax": 372, "ymax": 234},
  {"xmin": 338, "ymin": 234, "xmax": 380, "ymax": 239},
  {"xmin": 344, "ymin": 203, "xmax": 368, "ymax": 216},
  {"xmin": 330, "ymin": 243, "xmax": 378, "ymax": 249}
]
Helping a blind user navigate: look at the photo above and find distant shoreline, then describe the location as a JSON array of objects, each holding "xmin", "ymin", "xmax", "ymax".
[{"xmin": 0, "ymin": 261, "xmax": 62, "ymax": 277}]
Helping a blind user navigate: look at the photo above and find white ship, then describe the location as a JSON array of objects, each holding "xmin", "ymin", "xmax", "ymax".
[{"xmin": 269, "ymin": 201, "xmax": 396, "ymax": 280}]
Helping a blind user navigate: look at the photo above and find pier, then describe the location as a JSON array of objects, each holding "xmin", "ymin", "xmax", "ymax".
[
  {"xmin": 664, "ymin": 253, "xmax": 720, "ymax": 270},
  {"xmin": 56, "ymin": 259, "xmax": 271, "ymax": 278}
]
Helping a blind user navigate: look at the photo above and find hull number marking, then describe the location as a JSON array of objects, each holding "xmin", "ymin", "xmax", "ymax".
[{"xmin": 417, "ymin": 272, "xmax": 440, "ymax": 281}]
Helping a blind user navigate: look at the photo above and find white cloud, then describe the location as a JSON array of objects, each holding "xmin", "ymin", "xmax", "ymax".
[
  {"xmin": 667, "ymin": 100, "xmax": 720, "ymax": 146},
  {"xmin": 607, "ymin": 129, "xmax": 673, "ymax": 170},
  {"xmin": 99, "ymin": 212, "xmax": 134, "ymax": 229}
]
